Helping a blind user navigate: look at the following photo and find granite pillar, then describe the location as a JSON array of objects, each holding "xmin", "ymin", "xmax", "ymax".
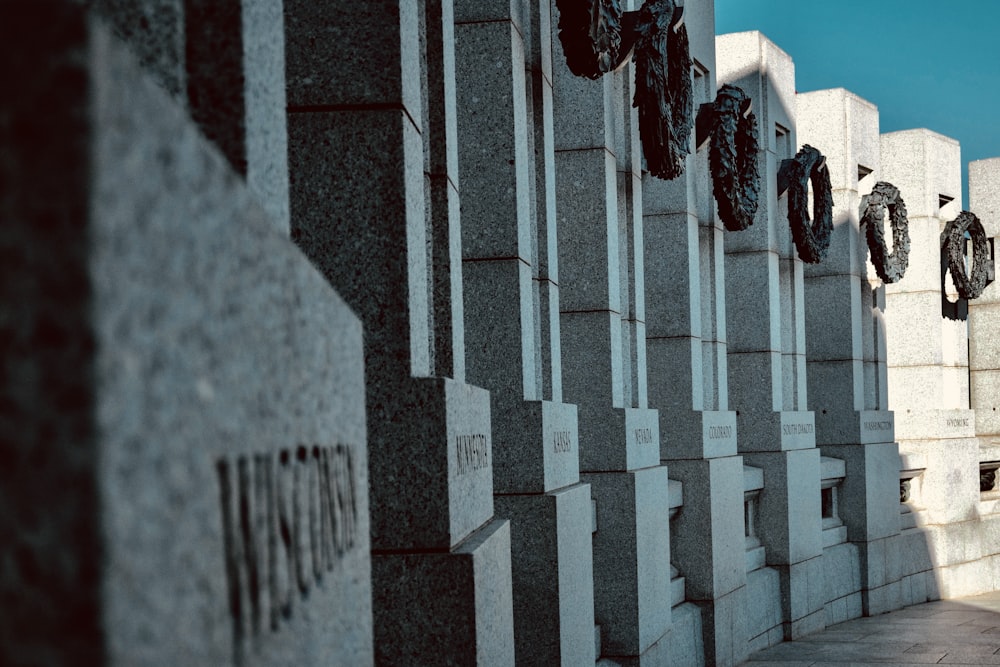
[
  {"xmin": 551, "ymin": 0, "xmax": 671, "ymax": 661},
  {"xmin": 717, "ymin": 31, "xmax": 825, "ymax": 641},
  {"xmin": 881, "ymin": 129, "xmax": 983, "ymax": 600},
  {"xmin": 92, "ymin": 0, "xmax": 290, "ymax": 233},
  {"xmin": 642, "ymin": 2, "xmax": 747, "ymax": 665},
  {"xmin": 454, "ymin": 1, "xmax": 594, "ymax": 663},
  {"xmin": 797, "ymin": 88, "xmax": 903, "ymax": 617},
  {"xmin": 284, "ymin": 2, "xmax": 514, "ymax": 663},
  {"xmin": 969, "ymin": 159, "xmax": 1000, "ymax": 444},
  {"xmin": 0, "ymin": 6, "xmax": 372, "ymax": 664}
]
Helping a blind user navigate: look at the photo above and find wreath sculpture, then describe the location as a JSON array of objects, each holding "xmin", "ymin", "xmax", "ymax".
[
  {"xmin": 632, "ymin": 0, "xmax": 693, "ymax": 180},
  {"xmin": 861, "ymin": 181, "xmax": 910, "ymax": 283},
  {"xmin": 942, "ymin": 211, "xmax": 990, "ymax": 300},
  {"xmin": 708, "ymin": 85, "xmax": 760, "ymax": 231},
  {"xmin": 554, "ymin": 0, "xmax": 623, "ymax": 80},
  {"xmin": 785, "ymin": 144, "xmax": 833, "ymax": 263}
]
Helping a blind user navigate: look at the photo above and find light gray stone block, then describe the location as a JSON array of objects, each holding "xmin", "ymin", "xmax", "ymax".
[
  {"xmin": 895, "ymin": 409, "xmax": 976, "ymax": 442},
  {"xmin": 694, "ymin": 585, "xmax": 750, "ymax": 667},
  {"xmin": 810, "ymin": 410, "xmax": 896, "ymax": 446},
  {"xmin": 0, "ymin": 12, "xmax": 373, "ymax": 664},
  {"xmin": 970, "ymin": 158, "xmax": 1000, "ymax": 235},
  {"xmin": 495, "ymin": 483, "xmax": 595, "ymax": 667},
  {"xmin": 586, "ymin": 467, "xmax": 672, "ymax": 659},
  {"xmin": 736, "ymin": 411, "xmax": 816, "ymax": 452},
  {"xmin": 666, "ymin": 603, "xmax": 706, "ymax": 667},
  {"xmin": 820, "ymin": 442, "xmax": 900, "ymax": 543},
  {"xmin": 881, "ymin": 129, "xmax": 962, "ymax": 220},
  {"xmin": 372, "ymin": 518, "xmax": 515, "ymax": 666},
  {"xmin": 797, "ymin": 88, "xmax": 880, "ymax": 198},
  {"xmin": 743, "ymin": 449, "xmax": 822, "ymax": 564},
  {"xmin": 745, "ymin": 567, "xmax": 783, "ymax": 648},
  {"xmin": 669, "ymin": 457, "xmax": 746, "ymax": 600}
]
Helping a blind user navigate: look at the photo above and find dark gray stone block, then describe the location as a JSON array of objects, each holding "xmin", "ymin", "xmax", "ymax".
[
  {"xmin": 495, "ymin": 483, "xmax": 595, "ymax": 667},
  {"xmin": 0, "ymin": 10, "xmax": 373, "ymax": 665}
]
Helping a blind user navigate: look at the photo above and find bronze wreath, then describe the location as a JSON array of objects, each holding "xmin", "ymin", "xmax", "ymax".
[
  {"xmin": 554, "ymin": 0, "xmax": 623, "ymax": 80},
  {"xmin": 709, "ymin": 85, "xmax": 760, "ymax": 231},
  {"xmin": 632, "ymin": 0, "xmax": 693, "ymax": 181},
  {"xmin": 943, "ymin": 211, "xmax": 990, "ymax": 300},
  {"xmin": 786, "ymin": 145, "xmax": 833, "ymax": 263},
  {"xmin": 862, "ymin": 181, "xmax": 910, "ymax": 283}
]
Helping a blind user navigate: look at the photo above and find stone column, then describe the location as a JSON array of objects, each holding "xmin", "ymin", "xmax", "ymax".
[
  {"xmin": 642, "ymin": 2, "xmax": 746, "ymax": 665},
  {"xmin": 551, "ymin": 1, "xmax": 671, "ymax": 662},
  {"xmin": 284, "ymin": 1, "xmax": 514, "ymax": 663},
  {"xmin": 881, "ymin": 129, "xmax": 981, "ymax": 600},
  {"xmin": 453, "ymin": 1, "xmax": 594, "ymax": 664},
  {"xmin": 92, "ymin": 0, "xmax": 290, "ymax": 233},
  {"xmin": 1, "ymin": 5, "xmax": 372, "ymax": 665},
  {"xmin": 717, "ymin": 31, "xmax": 825, "ymax": 641},
  {"xmin": 969, "ymin": 158, "xmax": 1000, "ymax": 443},
  {"xmin": 797, "ymin": 89, "xmax": 904, "ymax": 619}
]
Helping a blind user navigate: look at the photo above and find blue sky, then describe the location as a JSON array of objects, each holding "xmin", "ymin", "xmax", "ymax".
[{"xmin": 714, "ymin": 0, "xmax": 1000, "ymax": 207}]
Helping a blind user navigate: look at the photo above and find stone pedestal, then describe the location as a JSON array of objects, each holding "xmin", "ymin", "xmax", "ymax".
[
  {"xmin": 717, "ymin": 31, "xmax": 825, "ymax": 642},
  {"xmin": 668, "ymin": 456, "xmax": 747, "ymax": 667},
  {"xmin": 881, "ymin": 129, "xmax": 990, "ymax": 603},
  {"xmin": 0, "ymin": 8, "xmax": 373, "ymax": 665},
  {"xmin": 643, "ymin": 3, "xmax": 746, "ymax": 665},
  {"xmin": 453, "ymin": 2, "xmax": 595, "ymax": 664},
  {"xmin": 284, "ymin": 2, "xmax": 514, "ymax": 663},
  {"xmin": 969, "ymin": 159, "xmax": 1000, "ymax": 442},
  {"xmin": 551, "ymin": 2, "xmax": 670, "ymax": 660},
  {"xmin": 797, "ymin": 88, "xmax": 903, "ymax": 619}
]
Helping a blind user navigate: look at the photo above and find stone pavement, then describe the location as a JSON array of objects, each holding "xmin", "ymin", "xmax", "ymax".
[{"xmin": 742, "ymin": 592, "xmax": 1000, "ymax": 666}]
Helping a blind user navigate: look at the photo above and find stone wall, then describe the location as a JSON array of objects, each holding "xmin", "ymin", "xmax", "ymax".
[{"xmin": 5, "ymin": 2, "xmax": 1000, "ymax": 666}]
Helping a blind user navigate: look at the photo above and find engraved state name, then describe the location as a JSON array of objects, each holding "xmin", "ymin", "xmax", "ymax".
[
  {"xmin": 456, "ymin": 434, "xmax": 489, "ymax": 474},
  {"xmin": 946, "ymin": 417, "xmax": 970, "ymax": 428},
  {"xmin": 708, "ymin": 425, "xmax": 733, "ymax": 439},
  {"xmin": 216, "ymin": 444, "xmax": 358, "ymax": 654},
  {"xmin": 553, "ymin": 430, "xmax": 572, "ymax": 453},
  {"xmin": 782, "ymin": 423, "xmax": 814, "ymax": 436},
  {"xmin": 634, "ymin": 428, "xmax": 654, "ymax": 445},
  {"xmin": 863, "ymin": 420, "xmax": 892, "ymax": 431}
]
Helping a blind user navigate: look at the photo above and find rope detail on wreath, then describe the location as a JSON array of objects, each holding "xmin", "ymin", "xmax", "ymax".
[
  {"xmin": 786, "ymin": 144, "xmax": 833, "ymax": 263},
  {"xmin": 709, "ymin": 85, "xmax": 760, "ymax": 231},
  {"xmin": 633, "ymin": 0, "xmax": 692, "ymax": 181},
  {"xmin": 862, "ymin": 181, "xmax": 910, "ymax": 283},
  {"xmin": 554, "ymin": 0, "xmax": 623, "ymax": 80},
  {"xmin": 943, "ymin": 211, "xmax": 990, "ymax": 300}
]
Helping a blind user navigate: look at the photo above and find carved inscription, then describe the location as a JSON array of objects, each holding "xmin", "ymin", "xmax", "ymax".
[
  {"xmin": 782, "ymin": 423, "xmax": 814, "ymax": 436},
  {"xmin": 708, "ymin": 425, "xmax": 733, "ymax": 439},
  {"xmin": 456, "ymin": 434, "xmax": 488, "ymax": 475},
  {"xmin": 863, "ymin": 420, "xmax": 892, "ymax": 431},
  {"xmin": 553, "ymin": 430, "xmax": 572, "ymax": 453},
  {"xmin": 634, "ymin": 428, "xmax": 654, "ymax": 445},
  {"xmin": 216, "ymin": 444, "xmax": 358, "ymax": 659},
  {"xmin": 946, "ymin": 417, "xmax": 970, "ymax": 428}
]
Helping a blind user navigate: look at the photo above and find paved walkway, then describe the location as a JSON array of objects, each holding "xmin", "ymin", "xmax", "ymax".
[{"xmin": 742, "ymin": 592, "xmax": 1000, "ymax": 666}]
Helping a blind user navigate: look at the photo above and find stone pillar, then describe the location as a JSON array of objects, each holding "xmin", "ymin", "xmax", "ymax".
[
  {"xmin": 284, "ymin": 2, "xmax": 514, "ymax": 663},
  {"xmin": 881, "ymin": 129, "xmax": 981, "ymax": 600},
  {"xmin": 969, "ymin": 158, "xmax": 1000, "ymax": 443},
  {"xmin": 1, "ymin": 5, "xmax": 372, "ymax": 665},
  {"xmin": 92, "ymin": 0, "xmax": 290, "ymax": 233},
  {"xmin": 453, "ymin": 1, "xmax": 594, "ymax": 664},
  {"xmin": 797, "ymin": 88, "xmax": 904, "ymax": 619},
  {"xmin": 642, "ymin": 2, "xmax": 746, "ymax": 665},
  {"xmin": 551, "ymin": 1, "xmax": 671, "ymax": 662},
  {"xmin": 717, "ymin": 31, "xmax": 825, "ymax": 641}
]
